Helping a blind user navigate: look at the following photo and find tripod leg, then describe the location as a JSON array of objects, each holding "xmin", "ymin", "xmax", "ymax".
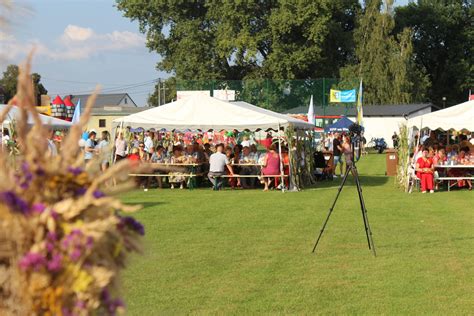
[
  {"xmin": 312, "ymin": 166, "xmax": 351, "ymax": 253},
  {"xmin": 351, "ymin": 166, "xmax": 377, "ymax": 257}
]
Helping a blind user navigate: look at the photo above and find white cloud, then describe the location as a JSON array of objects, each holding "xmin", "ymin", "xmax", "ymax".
[
  {"xmin": 0, "ymin": 25, "xmax": 146, "ymax": 61},
  {"xmin": 60, "ymin": 25, "xmax": 94, "ymax": 42}
]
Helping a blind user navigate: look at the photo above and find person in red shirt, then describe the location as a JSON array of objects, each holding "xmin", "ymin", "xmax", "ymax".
[{"xmin": 416, "ymin": 148, "xmax": 434, "ymax": 193}]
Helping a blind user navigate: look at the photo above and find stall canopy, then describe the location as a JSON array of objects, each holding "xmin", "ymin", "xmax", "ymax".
[
  {"xmin": 407, "ymin": 100, "xmax": 474, "ymax": 131},
  {"xmin": 1, "ymin": 104, "xmax": 73, "ymax": 128},
  {"xmin": 324, "ymin": 116, "xmax": 358, "ymax": 133},
  {"xmin": 113, "ymin": 94, "xmax": 313, "ymax": 131}
]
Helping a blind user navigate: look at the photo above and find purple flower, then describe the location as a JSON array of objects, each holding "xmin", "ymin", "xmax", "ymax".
[
  {"xmin": 86, "ymin": 236, "xmax": 94, "ymax": 249},
  {"xmin": 75, "ymin": 187, "xmax": 87, "ymax": 196},
  {"xmin": 19, "ymin": 252, "xmax": 46, "ymax": 271},
  {"xmin": 118, "ymin": 216, "xmax": 145, "ymax": 236},
  {"xmin": 46, "ymin": 241, "xmax": 55, "ymax": 252},
  {"xmin": 67, "ymin": 166, "xmax": 83, "ymax": 176},
  {"xmin": 75, "ymin": 300, "xmax": 86, "ymax": 309},
  {"xmin": 93, "ymin": 190, "xmax": 106, "ymax": 198},
  {"xmin": 47, "ymin": 253, "xmax": 62, "ymax": 272},
  {"xmin": 35, "ymin": 167, "xmax": 45, "ymax": 176},
  {"xmin": 47, "ymin": 231, "xmax": 58, "ymax": 241},
  {"xmin": 32, "ymin": 203, "xmax": 46, "ymax": 214},
  {"xmin": 70, "ymin": 248, "xmax": 82, "ymax": 261},
  {"xmin": 0, "ymin": 191, "xmax": 29, "ymax": 215},
  {"xmin": 101, "ymin": 288, "xmax": 125, "ymax": 316}
]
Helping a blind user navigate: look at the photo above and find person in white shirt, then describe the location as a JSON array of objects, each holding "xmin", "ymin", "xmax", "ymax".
[
  {"xmin": 208, "ymin": 143, "xmax": 234, "ymax": 190},
  {"xmin": 46, "ymin": 130, "xmax": 58, "ymax": 157},
  {"xmin": 114, "ymin": 132, "xmax": 127, "ymax": 161},
  {"xmin": 143, "ymin": 130, "xmax": 154, "ymax": 157}
]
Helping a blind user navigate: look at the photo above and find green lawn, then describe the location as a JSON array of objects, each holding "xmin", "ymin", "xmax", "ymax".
[{"xmin": 121, "ymin": 154, "xmax": 474, "ymax": 314}]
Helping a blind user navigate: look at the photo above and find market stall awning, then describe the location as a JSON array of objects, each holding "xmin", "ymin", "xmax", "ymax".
[
  {"xmin": 407, "ymin": 100, "xmax": 474, "ymax": 131},
  {"xmin": 113, "ymin": 94, "xmax": 314, "ymax": 131},
  {"xmin": 324, "ymin": 116, "xmax": 357, "ymax": 133},
  {"xmin": 1, "ymin": 104, "xmax": 73, "ymax": 128}
]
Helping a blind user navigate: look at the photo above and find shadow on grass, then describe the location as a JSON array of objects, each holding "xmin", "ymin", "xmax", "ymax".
[{"xmin": 311, "ymin": 175, "xmax": 390, "ymax": 189}]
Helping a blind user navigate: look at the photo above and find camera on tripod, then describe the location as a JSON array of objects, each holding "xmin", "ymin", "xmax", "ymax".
[{"xmin": 348, "ymin": 123, "xmax": 364, "ymax": 163}]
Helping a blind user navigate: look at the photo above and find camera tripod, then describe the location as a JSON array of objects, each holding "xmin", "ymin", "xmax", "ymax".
[{"xmin": 312, "ymin": 162, "xmax": 376, "ymax": 256}]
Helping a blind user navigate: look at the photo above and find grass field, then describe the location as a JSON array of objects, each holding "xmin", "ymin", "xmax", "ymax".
[{"xmin": 121, "ymin": 154, "xmax": 474, "ymax": 314}]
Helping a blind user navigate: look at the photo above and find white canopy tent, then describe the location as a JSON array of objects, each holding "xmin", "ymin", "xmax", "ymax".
[
  {"xmin": 113, "ymin": 94, "xmax": 314, "ymax": 131},
  {"xmin": 407, "ymin": 100, "xmax": 474, "ymax": 131},
  {"xmin": 1, "ymin": 104, "xmax": 73, "ymax": 128},
  {"xmin": 114, "ymin": 94, "xmax": 314, "ymax": 191}
]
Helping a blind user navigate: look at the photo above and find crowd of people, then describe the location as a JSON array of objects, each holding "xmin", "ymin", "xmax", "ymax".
[
  {"xmin": 323, "ymin": 132, "xmax": 358, "ymax": 177},
  {"xmin": 413, "ymin": 132, "xmax": 474, "ymax": 193},
  {"xmin": 99, "ymin": 130, "xmax": 290, "ymax": 191}
]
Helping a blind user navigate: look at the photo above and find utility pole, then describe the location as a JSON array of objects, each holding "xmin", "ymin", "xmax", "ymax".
[{"xmin": 158, "ymin": 78, "xmax": 161, "ymax": 106}]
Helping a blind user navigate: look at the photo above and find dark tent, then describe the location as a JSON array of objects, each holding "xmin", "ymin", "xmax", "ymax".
[{"xmin": 324, "ymin": 116, "xmax": 362, "ymax": 133}]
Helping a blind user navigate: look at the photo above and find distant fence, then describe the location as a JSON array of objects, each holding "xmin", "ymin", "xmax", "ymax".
[{"xmin": 175, "ymin": 78, "xmax": 360, "ymax": 112}]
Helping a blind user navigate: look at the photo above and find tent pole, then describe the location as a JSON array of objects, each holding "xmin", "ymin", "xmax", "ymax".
[{"xmin": 278, "ymin": 124, "xmax": 285, "ymax": 193}]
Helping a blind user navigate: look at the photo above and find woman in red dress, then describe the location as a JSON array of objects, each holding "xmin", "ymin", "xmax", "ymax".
[{"xmin": 416, "ymin": 148, "xmax": 434, "ymax": 193}]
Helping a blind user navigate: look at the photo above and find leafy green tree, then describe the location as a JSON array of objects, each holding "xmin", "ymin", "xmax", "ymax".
[
  {"xmin": 340, "ymin": 0, "xmax": 429, "ymax": 105},
  {"xmin": 0, "ymin": 65, "xmax": 48, "ymax": 105},
  {"xmin": 0, "ymin": 64, "xmax": 19, "ymax": 102},
  {"xmin": 116, "ymin": 0, "xmax": 359, "ymax": 80},
  {"xmin": 395, "ymin": 0, "xmax": 473, "ymax": 106},
  {"xmin": 116, "ymin": 0, "xmax": 360, "ymax": 110}
]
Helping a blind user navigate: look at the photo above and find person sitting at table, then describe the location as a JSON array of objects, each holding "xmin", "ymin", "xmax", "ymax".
[
  {"xmin": 449, "ymin": 149, "xmax": 472, "ymax": 190},
  {"xmin": 232, "ymin": 145, "xmax": 242, "ymax": 188},
  {"xmin": 433, "ymin": 148, "xmax": 447, "ymax": 190},
  {"xmin": 169, "ymin": 145, "xmax": 187, "ymax": 189},
  {"xmin": 250, "ymin": 144, "xmax": 260, "ymax": 161},
  {"xmin": 208, "ymin": 143, "xmax": 234, "ymax": 190},
  {"xmin": 239, "ymin": 146, "xmax": 258, "ymax": 189},
  {"xmin": 203, "ymin": 143, "xmax": 213, "ymax": 161},
  {"xmin": 261, "ymin": 144, "xmax": 281, "ymax": 191},
  {"xmin": 138, "ymin": 142, "xmax": 147, "ymax": 161},
  {"xmin": 145, "ymin": 145, "xmax": 166, "ymax": 190},
  {"xmin": 416, "ymin": 148, "xmax": 434, "ymax": 193},
  {"xmin": 224, "ymin": 146, "xmax": 237, "ymax": 188}
]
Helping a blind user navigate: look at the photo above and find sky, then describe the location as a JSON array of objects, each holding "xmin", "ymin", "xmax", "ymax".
[
  {"xmin": 0, "ymin": 0, "xmax": 165, "ymax": 106},
  {"xmin": 1, "ymin": 0, "xmax": 411, "ymax": 106}
]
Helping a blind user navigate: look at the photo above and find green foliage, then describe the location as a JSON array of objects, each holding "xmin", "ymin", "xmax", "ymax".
[
  {"xmin": 115, "ymin": 0, "xmax": 360, "ymax": 80},
  {"xmin": 397, "ymin": 123, "xmax": 410, "ymax": 192},
  {"xmin": 0, "ymin": 65, "xmax": 19, "ymax": 102},
  {"xmin": 0, "ymin": 65, "xmax": 48, "ymax": 105},
  {"xmin": 121, "ymin": 154, "xmax": 474, "ymax": 314},
  {"xmin": 394, "ymin": 0, "xmax": 473, "ymax": 106},
  {"xmin": 147, "ymin": 77, "xmax": 177, "ymax": 106},
  {"xmin": 340, "ymin": 0, "xmax": 429, "ymax": 105}
]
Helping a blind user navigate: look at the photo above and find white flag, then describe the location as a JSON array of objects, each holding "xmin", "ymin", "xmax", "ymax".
[{"xmin": 307, "ymin": 95, "xmax": 315, "ymax": 125}]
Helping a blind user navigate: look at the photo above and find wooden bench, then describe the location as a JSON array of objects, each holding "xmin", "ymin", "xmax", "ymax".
[{"xmin": 437, "ymin": 177, "xmax": 474, "ymax": 191}]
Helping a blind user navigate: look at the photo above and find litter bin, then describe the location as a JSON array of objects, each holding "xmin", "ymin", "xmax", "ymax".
[{"xmin": 385, "ymin": 149, "xmax": 398, "ymax": 176}]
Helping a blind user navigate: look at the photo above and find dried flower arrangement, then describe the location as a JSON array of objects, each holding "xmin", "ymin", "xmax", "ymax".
[{"xmin": 0, "ymin": 56, "xmax": 144, "ymax": 315}]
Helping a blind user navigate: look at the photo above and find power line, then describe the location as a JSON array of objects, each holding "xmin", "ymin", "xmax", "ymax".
[
  {"xmin": 41, "ymin": 77, "xmax": 128, "ymax": 86},
  {"xmin": 48, "ymin": 78, "xmax": 160, "ymax": 95}
]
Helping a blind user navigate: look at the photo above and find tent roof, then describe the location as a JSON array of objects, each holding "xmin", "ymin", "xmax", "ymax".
[
  {"xmin": 52, "ymin": 95, "xmax": 64, "ymax": 105},
  {"xmin": 1, "ymin": 104, "xmax": 72, "ymax": 128},
  {"xmin": 113, "ymin": 94, "xmax": 313, "ymax": 131},
  {"xmin": 407, "ymin": 100, "xmax": 474, "ymax": 131},
  {"xmin": 63, "ymin": 95, "xmax": 74, "ymax": 107},
  {"xmin": 324, "ymin": 116, "xmax": 355, "ymax": 132}
]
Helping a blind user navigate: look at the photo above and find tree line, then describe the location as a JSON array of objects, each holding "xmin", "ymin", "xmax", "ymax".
[{"xmin": 116, "ymin": 0, "xmax": 473, "ymax": 109}]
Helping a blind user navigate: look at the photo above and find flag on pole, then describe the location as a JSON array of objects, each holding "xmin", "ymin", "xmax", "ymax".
[
  {"xmin": 356, "ymin": 80, "xmax": 363, "ymax": 126},
  {"xmin": 307, "ymin": 95, "xmax": 315, "ymax": 125},
  {"xmin": 71, "ymin": 99, "xmax": 81, "ymax": 124},
  {"xmin": 329, "ymin": 89, "xmax": 356, "ymax": 103}
]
